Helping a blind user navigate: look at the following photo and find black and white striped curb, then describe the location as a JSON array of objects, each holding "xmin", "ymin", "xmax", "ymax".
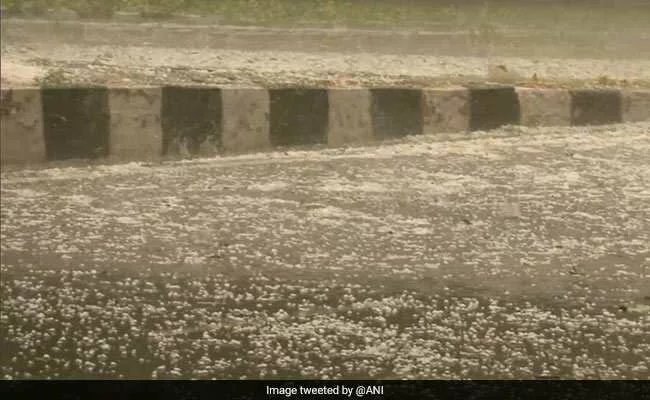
[{"xmin": 1, "ymin": 85, "xmax": 649, "ymax": 165}]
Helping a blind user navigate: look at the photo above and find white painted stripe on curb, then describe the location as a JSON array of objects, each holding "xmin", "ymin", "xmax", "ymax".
[
  {"xmin": 327, "ymin": 88, "xmax": 373, "ymax": 146},
  {"xmin": 108, "ymin": 87, "xmax": 163, "ymax": 162},
  {"xmin": 516, "ymin": 87, "xmax": 571, "ymax": 127},
  {"xmin": 422, "ymin": 88, "xmax": 469, "ymax": 134},
  {"xmin": 622, "ymin": 89, "xmax": 650, "ymax": 123},
  {"xmin": 221, "ymin": 87, "xmax": 271, "ymax": 153},
  {"xmin": 0, "ymin": 88, "xmax": 45, "ymax": 165}
]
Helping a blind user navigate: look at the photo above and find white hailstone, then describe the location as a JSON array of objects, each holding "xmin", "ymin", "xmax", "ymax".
[
  {"xmin": 275, "ymin": 309, "xmax": 289, "ymax": 321},
  {"xmin": 155, "ymin": 365, "xmax": 167, "ymax": 373}
]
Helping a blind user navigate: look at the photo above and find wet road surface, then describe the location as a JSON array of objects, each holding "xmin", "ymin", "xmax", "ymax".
[{"xmin": 1, "ymin": 124, "xmax": 649, "ymax": 379}]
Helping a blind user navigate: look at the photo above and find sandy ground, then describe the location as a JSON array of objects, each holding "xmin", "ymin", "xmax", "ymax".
[
  {"xmin": 2, "ymin": 18, "xmax": 650, "ymax": 88},
  {"xmin": 2, "ymin": 123, "xmax": 649, "ymax": 379}
]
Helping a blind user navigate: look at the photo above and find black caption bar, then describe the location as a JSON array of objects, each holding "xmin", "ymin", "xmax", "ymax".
[{"xmin": 1, "ymin": 380, "xmax": 648, "ymax": 400}]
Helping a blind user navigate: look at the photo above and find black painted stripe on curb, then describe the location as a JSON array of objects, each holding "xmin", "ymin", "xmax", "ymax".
[
  {"xmin": 269, "ymin": 88, "xmax": 329, "ymax": 147},
  {"xmin": 570, "ymin": 89, "xmax": 622, "ymax": 126},
  {"xmin": 161, "ymin": 86, "xmax": 222, "ymax": 156},
  {"xmin": 41, "ymin": 87, "xmax": 110, "ymax": 161},
  {"xmin": 371, "ymin": 88, "xmax": 423, "ymax": 140},
  {"xmin": 468, "ymin": 86, "xmax": 520, "ymax": 131}
]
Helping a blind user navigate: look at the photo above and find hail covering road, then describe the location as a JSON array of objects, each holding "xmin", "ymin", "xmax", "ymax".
[
  {"xmin": 1, "ymin": 124, "xmax": 650, "ymax": 379},
  {"xmin": 3, "ymin": 19, "xmax": 650, "ymax": 87}
]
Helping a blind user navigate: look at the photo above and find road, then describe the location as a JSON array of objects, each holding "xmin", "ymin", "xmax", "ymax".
[
  {"xmin": 3, "ymin": 18, "xmax": 650, "ymax": 89},
  {"xmin": 1, "ymin": 124, "xmax": 649, "ymax": 379},
  {"xmin": 3, "ymin": 17, "xmax": 650, "ymax": 59}
]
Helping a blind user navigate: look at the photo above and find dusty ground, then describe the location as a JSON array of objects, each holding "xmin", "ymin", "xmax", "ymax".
[
  {"xmin": 2, "ymin": 18, "xmax": 650, "ymax": 88},
  {"xmin": 2, "ymin": 124, "xmax": 649, "ymax": 379}
]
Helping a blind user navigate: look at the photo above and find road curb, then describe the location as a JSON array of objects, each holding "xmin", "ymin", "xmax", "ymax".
[{"xmin": 2, "ymin": 85, "xmax": 649, "ymax": 166}]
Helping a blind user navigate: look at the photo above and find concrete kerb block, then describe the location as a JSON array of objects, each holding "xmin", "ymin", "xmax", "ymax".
[
  {"xmin": 422, "ymin": 87, "xmax": 469, "ymax": 134},
  {"xmin": 516, "ymin": 87, "xmax": 571, "ymax": 127},
  {"xmin": 327, "ymin": 88, "xmax": 373, "ymax": 147},
  {"xmin": 108, "ymin": 87, "xmax": 163, "ymax": 162},
  {"xmin": 269, "ymin": 88, "xmax": 329, "ymax": 147},
  {"xmin": 1, "ymin": 84, "xmax": 645, "ymax": 167},
  {"xmin": 371, "ymin": 88, "xmax": 423, "ymax": 140},
  {"xmin": 41, "ymin": 87, "xmax": 110, "ymax": 161},
  {"xmin": 468, "ymin": 85, "xmax": 520, "ymax": 132},
  {"xmin": 622, "ymin": 89, "xmax": 650, "ymax": 123},
  {"xmin": 221, "ymin": 87, "xmax": 271, "ymax": 153},
  {"xmin": 0, "ymin": 88, "xmax": 46, "ymax": 166},
  {"xmin": 570, "ymin": 89, "xmax": 622, "ymax": 126},
  {"xmin": 161, "ymin": 86, "xmax": 222, "ymax": 158}
]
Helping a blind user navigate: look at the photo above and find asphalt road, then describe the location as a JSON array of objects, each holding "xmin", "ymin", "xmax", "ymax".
[
  {"xmin": 4, "ymin": 17, "xmax": 650, "ymax": 59},
  {"xmin": 4, "ymin": 18, "xmax": 650, "ymax": 90},
  {"xmin": 1, "ymin": 124, "xmax": 649, "ymax": 379}
]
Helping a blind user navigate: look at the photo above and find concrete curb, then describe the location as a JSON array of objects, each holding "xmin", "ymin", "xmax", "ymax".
[{"xmin": 1, "ymin": 85, "xmax": 649, "ymax": 166}]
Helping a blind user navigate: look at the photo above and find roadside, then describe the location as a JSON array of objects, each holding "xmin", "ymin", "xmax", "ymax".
[{"xmin": 3, "ymin": 0, "xmax": 649, "ymax": 30}]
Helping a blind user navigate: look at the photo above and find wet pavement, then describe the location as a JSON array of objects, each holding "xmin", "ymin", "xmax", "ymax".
[
  {"xmin": 4, "ymin": 18, "xmax": 650, "ymax": 89},
  {"xmin": 4, "ymin": 17, "xmax": 650, "ymax": 59},
  {"xmin": 1, "ymin": 123, "xmax": 649, "ymax": 379}
]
